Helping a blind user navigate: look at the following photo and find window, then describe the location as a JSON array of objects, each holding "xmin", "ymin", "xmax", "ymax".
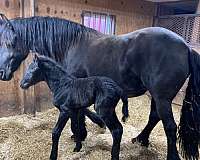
[
  {"xmin": 157, "ymin": 1, "xmax": 198, "ymax": 16},
  {"xmin": 82, "ymin": 11, "xmax": 116, "ymax": 35}
]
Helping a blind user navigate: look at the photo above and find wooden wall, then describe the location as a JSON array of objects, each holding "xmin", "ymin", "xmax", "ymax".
[
  {"xmin": 0, "ymin": 0, "xmax": 155, "ymax": 117},
  {"xmin": 35, "ymin": 0, "xmax": 155, "ymax": 34},
  {"xmin": 0, "ymin": 0, "xmax": 23, "ymax": 117}
]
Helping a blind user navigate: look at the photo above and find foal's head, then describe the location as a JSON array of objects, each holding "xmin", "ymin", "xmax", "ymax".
[{"xmin": 20, "ymin": 54, "xmax": 45, "ymax": 89}]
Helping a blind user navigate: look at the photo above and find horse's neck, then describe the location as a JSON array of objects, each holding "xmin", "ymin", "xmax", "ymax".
[
  {"xmin": 12, "ymin": 18, "xmax": 103, "ymax": 62},
  {"xmin": 43, "ymin": 65, "xmax": 74, "ymax": 94}
]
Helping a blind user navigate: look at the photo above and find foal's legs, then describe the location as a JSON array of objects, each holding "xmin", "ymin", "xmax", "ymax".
[
  {"xmin": 84, "ymin": 108, "xmax": 106, "ymax": 128},
  {"xmin": 96, "ymin": 104, "xmax": 123, "ymax": 160},
  {"xmin": 132, "ymin": 98, "xmax": 160, "ymax": 146},
  {"xmin": 50, "ymin": 111, "xmax": 69, "ymax": 160},
  {"xmin": 155, "ymin": 98, "xmax": 180, "ymax": 160},
  {"xmin": 71, "ymin": 109, "xmax": 87, "ymax": 152},
  {"xmin": 71, "ymin": 109, "xmax": 87, "ymax": 141},
  {"xmin": 70, "ymin": 109, "xmax": 105, "ymax": 139}
]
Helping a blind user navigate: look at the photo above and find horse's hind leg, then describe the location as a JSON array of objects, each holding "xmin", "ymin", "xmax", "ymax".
[
  {"xmin": 70, "ymin": 108, "xmax": 87, "ymax": 141},
  {"xmin": 155, "ymin": 98, "xmax": 180, "ymax": 160},
  {"xmin": 132, "ymin": 98, "xmax": 160, "ymax": 146},
  {"xmin": 84, "ymin": 108, "xmax": 106, "ymax": 128},
  {"xmin": 71, "ymin": 109, "xmax": 87, "ymax": 152},
  {"xmin": 96, "ymin": 104, "xmax": 123, "ymax": 160},
  {"xmin": 50, "ymin": 111, "xmax": 69, "ymax": 160}
]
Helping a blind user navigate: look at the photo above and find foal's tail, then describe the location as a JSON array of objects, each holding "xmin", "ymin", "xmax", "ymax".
[
  {"xmin": 178, "ymin": 48, "xmax": 200, "ymax": 160},
  {"xmin": 120, "ymin": 91, "xmax": 129, "ymax": 123}
]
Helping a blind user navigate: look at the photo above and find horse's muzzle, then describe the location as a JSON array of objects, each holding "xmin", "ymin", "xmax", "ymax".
[
  {"xmin": 0, "ymin": 69, "xmax": 13, "ymax": 81},
  {"xmin": 0, "ymin": 69, "xmax": 5, "ymax": 80}
]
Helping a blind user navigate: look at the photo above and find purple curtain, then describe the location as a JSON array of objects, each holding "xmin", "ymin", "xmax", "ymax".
[{"xmin": 83, "ymin": 12, "xmax": 115, "ymax": 35}]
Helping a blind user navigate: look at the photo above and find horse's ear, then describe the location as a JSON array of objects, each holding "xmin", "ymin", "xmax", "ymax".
[
  {"xmin": 33, "ymin": 53, "xmax": 39, "ymax": 62},
  {"xmin": 0, "ymin": 13, "xmax": 14, "ymax": 31},
  {"xmin": 0, "ymin": 14, "xmax": 7, "ymax": 25}
]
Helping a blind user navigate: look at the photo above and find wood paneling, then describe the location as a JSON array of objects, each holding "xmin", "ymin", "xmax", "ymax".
[
  {"xmin": 35, "ymin": 0, "xmax": 155, "ymax": 34},
  {"xmin": 0, "ymin": 0, "xmax": 22, "ymax": 117},
  {"xmin": 0, "ymin": 0, "xmax": 155, "ymax": 117}
]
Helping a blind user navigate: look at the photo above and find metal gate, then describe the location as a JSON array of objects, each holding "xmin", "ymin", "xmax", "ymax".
[{"xmin": 154, "ymin": 14, "xmax": 200, "ymax": 47}]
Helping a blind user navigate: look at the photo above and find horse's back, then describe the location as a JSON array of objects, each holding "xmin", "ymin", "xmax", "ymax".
[{"xmin": 120, "ymin": 27, "xmax": 190, "ymax": 99}]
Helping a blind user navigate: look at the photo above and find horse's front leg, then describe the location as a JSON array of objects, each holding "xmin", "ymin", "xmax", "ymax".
[{"xmin": 50, "ymin": 111, "xmax": 69, "ymax": 160}]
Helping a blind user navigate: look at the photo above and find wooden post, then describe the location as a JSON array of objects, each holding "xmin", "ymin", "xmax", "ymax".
[
  {"xmin": 23, "ymin": 53, "xmax": 36, "ymax": 115},
  {"xmin": 19, "ymin": 0, "xmax": 36, "ymax": 115},
  {"xmin": 12, "ymin": 0, "xmax": 25, "ymax": 115}
]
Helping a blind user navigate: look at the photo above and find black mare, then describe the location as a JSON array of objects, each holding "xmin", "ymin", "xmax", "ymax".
[
  {"xmin": 20, "ymin": 55, "xmax": 129, "ymax": 160},
  {"xmin": 0, "ymin": 14, "xmax": 200, "ymax": 160}
]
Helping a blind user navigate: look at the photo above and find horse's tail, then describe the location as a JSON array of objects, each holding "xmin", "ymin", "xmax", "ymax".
[
  {"xmin": 120, "ymin": 90, "xmax": 129, "ymax": 123},
  {"xmin": 178, "ymin": 48, "xmax": 200, "ymax": 160}
]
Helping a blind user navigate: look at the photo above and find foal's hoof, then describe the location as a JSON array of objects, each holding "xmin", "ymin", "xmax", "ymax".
[
  {"xmin": 121, "ymin": 116, "xmax": 128, "ymax": 123},
  {"xmin": 131, "ymin": 137, "xmax": 149, "ymax": 147},
  {"xmin": 73, "ymin": 147, "xmax": 81, "ymax": 152},
  {"xmin": 98, "ymin": 125, "xmax": 106, "ymax": 134},
  {"xmin": 71, "ymin": 135, "xmax": 75, "ymax": 140},
  {"xmin": 73, "ymin": 142, "xmax": 82, "ymax": 152}
]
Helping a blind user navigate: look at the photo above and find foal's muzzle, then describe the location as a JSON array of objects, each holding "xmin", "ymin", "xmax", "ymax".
[{"xmin": 20, "ymin": 81, "xmax": 30, "ymax": 89}]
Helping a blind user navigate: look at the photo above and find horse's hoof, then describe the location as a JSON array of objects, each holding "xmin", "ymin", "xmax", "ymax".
[
  {"xmin": 73, "ymin": 142, "xmax": 82, "ymax": 152},
  {"xmin": 167, "ymin": 156, "xmax": 181, "ymax": 160},
  {"xmin": 98, "ymin": 126, "xmax": 106, "ymax": 134},
  {"xmin": 73, "ymin": 147, "xmax": 81, "ymax": 152},
  {"xmin": 71, "ymin": 135, "xmax": 75, "ymax": 140},
  {"xmin": 131, "ymin": 137, "xmax": 137, "ymax": 144},
  {"xmin": 50, "ymin": 154, "xmax": 57, "ymax": 160},
  {"xmin": 121, "ymin": 116, "xmax": 128, "ymax": 123},
  {"xmin": 131, "ymin": 137, "xmax": 149, "ymax": 147},
  {"xmin": 111, "ymin": 156, "xmax": 119, "ymax": 160},
  {"xmin": 167, "ymin": 153, "xmax": 181, "ymax": 160}
]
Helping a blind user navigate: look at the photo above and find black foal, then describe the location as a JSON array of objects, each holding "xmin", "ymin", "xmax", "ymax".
[{"xmin": 20, "ymin": 54, "xmax": 129, "ymax": 160}]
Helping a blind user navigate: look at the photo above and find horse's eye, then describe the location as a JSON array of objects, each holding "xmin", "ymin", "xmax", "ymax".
[{"xmin": 6, "ymin": 43, "xmax": 12, "ymax": 48}]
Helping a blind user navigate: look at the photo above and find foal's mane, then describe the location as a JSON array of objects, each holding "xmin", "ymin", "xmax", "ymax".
[
  {"xmin": 10, "ymin": 16, "xmax": 102, "ymax": 61},
  {"xmin": 38, "ymin": 55, "xmax": 75, "ymax": 79}
]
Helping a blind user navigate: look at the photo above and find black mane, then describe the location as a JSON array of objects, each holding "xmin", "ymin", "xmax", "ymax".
[
  {"xmin": 11, "ymin": 16, "xmax": 101, "ymax": 62},
  {"xmin": 37, "ymin": 55, "xmax": 76, "ymax": 86},
  {"xmin": 39, "ymin": 55, "xmax": 69, "ymax": 74}
]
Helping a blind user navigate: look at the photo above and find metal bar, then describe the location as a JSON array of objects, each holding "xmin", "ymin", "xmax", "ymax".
[
  {"xmin": 183, "ymin": 16, "xmax": 188, "ymax": 39},
  {"xmin": 158, "ymin": 13, "xmax": 200, "ymax": 19}
]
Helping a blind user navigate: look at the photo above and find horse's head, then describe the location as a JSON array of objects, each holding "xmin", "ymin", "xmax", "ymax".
[
  {"xmin": 20, "ymin": 54, "xmax": 44, "ymax": 89},
  {"xmin": 0, "ymin": 14, "xmax": 26, "ymax": 81}
]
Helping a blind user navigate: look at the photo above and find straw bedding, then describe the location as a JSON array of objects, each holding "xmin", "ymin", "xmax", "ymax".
[{"xmin": 0, "ymin": 95, "xmax": 181, "ymax": 160}]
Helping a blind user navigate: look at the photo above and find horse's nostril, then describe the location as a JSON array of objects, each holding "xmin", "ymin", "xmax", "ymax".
[{"xmin": 0, "ymin": 69, "xmax": 5, "ymax": 79}]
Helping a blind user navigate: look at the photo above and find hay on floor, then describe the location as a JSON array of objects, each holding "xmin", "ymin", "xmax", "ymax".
[{"xmin": 0, "ymin": 95, "xmax": 181, "ymax": 160}]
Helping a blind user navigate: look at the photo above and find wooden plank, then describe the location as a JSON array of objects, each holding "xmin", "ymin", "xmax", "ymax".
[
  {"xmin": 35, "ymin": 0, "xmax": 155, "ymax": 34},
  {"xmin": 22, "ymin": 0, "xmax": 36, "ymax": 115},
  {"xmin": 0, "ymin": 0, "xmax": 22, "ymax": 117}
]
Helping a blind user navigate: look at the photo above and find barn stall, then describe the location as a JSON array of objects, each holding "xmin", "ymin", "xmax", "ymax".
[
  {"xmin": 0, "ymin": 0, "xmax": 199, "ymax": 159},
  {"xmin": 0, "ymin": 0, "xmax": 155, "ymax": 117}
]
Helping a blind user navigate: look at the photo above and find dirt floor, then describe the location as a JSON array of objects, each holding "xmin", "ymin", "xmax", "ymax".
[{"xmin": 0, "ymin": 95, "xmax": 182, "ymax": 160}]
